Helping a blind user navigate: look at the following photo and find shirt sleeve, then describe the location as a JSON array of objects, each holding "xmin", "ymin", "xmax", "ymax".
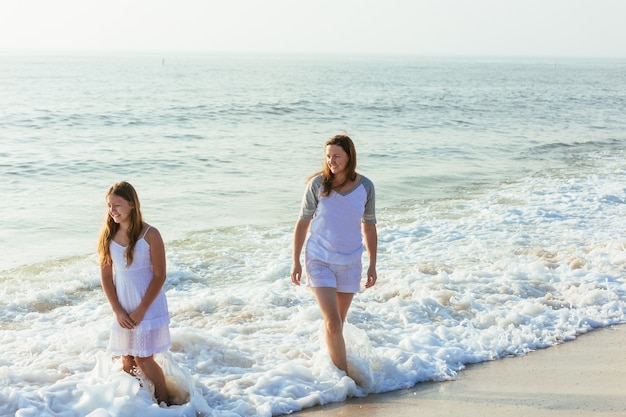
[
  {"xmin": 298, "ymin": 175, "xmax": 322, "ymax": 221},
  {"xmin": 362, "ymin": 176, "xmax": 377, "ymax": 224}
]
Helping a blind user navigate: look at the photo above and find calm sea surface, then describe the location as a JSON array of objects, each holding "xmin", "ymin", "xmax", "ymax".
[{"xmin": 1, "ymin": 55, "xmax": 625, "ymax": 416}]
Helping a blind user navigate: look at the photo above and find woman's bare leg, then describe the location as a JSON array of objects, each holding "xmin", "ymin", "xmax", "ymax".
[
  {"xmin": 336, "ymin": 292, "xmax": 354, "ymax": 323},
  {"xmin": 312, "ymin": 287, "xmax": 354, "ymax": 374}
]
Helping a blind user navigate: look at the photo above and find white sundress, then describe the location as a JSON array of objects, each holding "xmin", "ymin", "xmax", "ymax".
[{"xmin": 107, "ymin": 226, "xmax": 171, "ymax": 358}]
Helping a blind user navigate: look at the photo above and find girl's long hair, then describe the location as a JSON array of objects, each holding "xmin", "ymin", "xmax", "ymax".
[
  {"xmin": 309, "ymin": 134, "xmax": 357, "ymax": 197},
  {"xmin": 97, "ymin": 181, "xmax": 144, "ymax": 267}
]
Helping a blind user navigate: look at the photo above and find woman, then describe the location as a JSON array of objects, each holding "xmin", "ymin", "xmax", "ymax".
[
  {"xmin": 291, "ymin": 134, "xmax": 378, "ymax": 377},
  {"xmin": 97, "ymin": 181, "xmax": 171, "ymax": 405}
]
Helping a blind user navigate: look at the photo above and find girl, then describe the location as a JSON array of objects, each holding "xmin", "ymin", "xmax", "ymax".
[
  {"xmin": 290, "ymin": 134, "xmax": 378, "ymax": 377},
  {"xmin": 98, "ymin": 181, "xmax": 171, "ymax": 405}
]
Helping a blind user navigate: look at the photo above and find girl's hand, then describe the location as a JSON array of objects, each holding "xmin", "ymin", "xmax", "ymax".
[
  {"xmin": 129, "ymin": 308, "xmax": 146, "ymax": 327},
  {"xmin": 115, "ymin": 310, "xmax": 136, "ymax": 329}
]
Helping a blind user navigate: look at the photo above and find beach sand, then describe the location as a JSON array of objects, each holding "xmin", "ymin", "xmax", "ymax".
[{"xmin": 297, "ymin": 325, "xmax": 626, "ymax": 417}]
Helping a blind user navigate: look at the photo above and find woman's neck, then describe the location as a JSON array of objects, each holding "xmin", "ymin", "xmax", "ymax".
[
  {"xmin": 332, "ymin": 173, "xmax": 347, "ymax": 185},
  {"xmin": 332, "ymin": 172, "xmax": 359, "ymax": 192}
]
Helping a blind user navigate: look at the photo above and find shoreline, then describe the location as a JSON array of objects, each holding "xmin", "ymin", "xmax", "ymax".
[{"xmin": 296, "ymin": 325, "xmax": 626, "ymax": 417}]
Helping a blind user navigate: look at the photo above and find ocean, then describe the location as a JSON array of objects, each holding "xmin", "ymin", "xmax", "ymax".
[{"xmin": 1, "ymin": 54, "xmax": 625, "ymax": 417}]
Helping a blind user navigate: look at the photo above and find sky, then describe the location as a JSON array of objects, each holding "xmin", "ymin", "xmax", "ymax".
[{"xmin": 0, "ymin": 0, "xmax": 625, "ymax": 58}]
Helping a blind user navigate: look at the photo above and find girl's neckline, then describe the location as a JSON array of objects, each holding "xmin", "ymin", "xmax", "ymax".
[
  {"xmin": 111, "ymin": 225, "xmax": 150, "ymax": 248},
  {"xmin": 111, "ymin": 238, "xmax": 146, "ymax": 248}
]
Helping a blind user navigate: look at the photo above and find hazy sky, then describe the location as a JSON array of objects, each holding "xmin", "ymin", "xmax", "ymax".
[{"xmin": 1, "ymin": 0, "xmax": 625, "ymax": 57}]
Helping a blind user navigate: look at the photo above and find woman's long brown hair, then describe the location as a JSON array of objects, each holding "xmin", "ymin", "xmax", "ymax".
[
  {"xmin": 309, "ymin": 134, "xmax": 357, "ymax": 197},
  {"xmin": 97, "ymin": 181, "xmax": 144, "ymax": 267}
]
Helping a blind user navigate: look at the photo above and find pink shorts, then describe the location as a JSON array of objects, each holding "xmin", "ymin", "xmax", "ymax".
[{"xmin": 305, "ymin": 257, "xmax": 362, "ymax": 293}]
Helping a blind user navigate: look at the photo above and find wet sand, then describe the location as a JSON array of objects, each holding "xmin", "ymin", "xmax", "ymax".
[{"xmin": 297, "ymin": 325, "xmax": 626, "ymax": 417}]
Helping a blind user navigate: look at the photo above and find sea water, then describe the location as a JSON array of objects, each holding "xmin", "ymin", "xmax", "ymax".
[{"xmin": 1, "ymin": 55, "xmax": 625, "ymax": 416}]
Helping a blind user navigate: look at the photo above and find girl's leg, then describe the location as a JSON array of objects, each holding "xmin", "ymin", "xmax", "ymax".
[
  {"xmin": 135, "ymin": 355, "xmax": 169, "ymax": 405},
  {"xmin": 312, "ymin": 287, "xmax": 354, "ymax": 374},
  {"xmin": 121, "ymin": 355, "xmax": 138, "ymax": 375}
]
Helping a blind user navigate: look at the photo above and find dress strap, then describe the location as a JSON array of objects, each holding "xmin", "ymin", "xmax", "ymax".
[{"xmin": 141, "ymin": 225, "xmax": 152, "ymax": 240}]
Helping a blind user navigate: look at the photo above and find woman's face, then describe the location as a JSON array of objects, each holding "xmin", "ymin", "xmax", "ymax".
[
  {"xmin": 107, "ymin": 194, "xmax": 134, "ymax": 225},
  {"xmin": 326, "ymin": 144, "xmax": 349, "ymax": 176}
]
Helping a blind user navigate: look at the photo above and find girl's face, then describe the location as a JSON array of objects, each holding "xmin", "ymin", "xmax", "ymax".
[
  {"xmin": 107, "ymin": 194, "xmax": 134, "ymax": 225},
  {"xmin": 326, "ymin": 144, "xmax": 349, "ymax": 176}
]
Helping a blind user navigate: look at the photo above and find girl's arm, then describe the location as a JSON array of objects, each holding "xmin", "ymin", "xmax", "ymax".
[
  {"xmin": 291, "ymin": 219, "xmax": 311, "ymax": 285},
  {"xmin": 101, "ymin": 263, "xmax": 135, "ymax": 329},
  {"xmin": 362, "ymin": 223, "xmax": 378, "ymax": 288},
  {"xmin": 129, "ymin": 226, "xmax": 167, "ymax": 325}
]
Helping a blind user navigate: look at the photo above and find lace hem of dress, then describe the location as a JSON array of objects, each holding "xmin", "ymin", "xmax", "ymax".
[{"xmin": 107, "ymin": 325, "xmax": 171, "ymax": 358}]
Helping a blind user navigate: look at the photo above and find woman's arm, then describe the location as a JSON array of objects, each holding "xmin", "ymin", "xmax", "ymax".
[
  {"xmin": 362, "ymin": 223, "xmax": 378, "ymax": 288},
  {"xmin": 291, "ymin": 219, "xmax": 311, "ymax": 285}
]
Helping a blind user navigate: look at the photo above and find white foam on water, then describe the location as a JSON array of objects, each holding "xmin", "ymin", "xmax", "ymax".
[{"xmin": 2, "ymin": 142, "xmax": 625, "ymax": 416}]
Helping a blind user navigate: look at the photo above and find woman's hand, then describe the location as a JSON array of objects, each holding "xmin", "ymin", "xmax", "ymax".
[
  {"xmin": 291, "ymin": 261, "xmax": 303, "ymax": 286},
  {"xmin": 365, "ymin": 265, "xmax": 377, "ymax": 288}
]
